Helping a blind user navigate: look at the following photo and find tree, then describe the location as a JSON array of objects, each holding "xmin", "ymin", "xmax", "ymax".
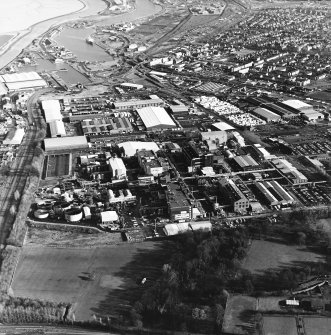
[
  {"xmin": 244, "ymin": 279, "xmax": 254, "ymax": 295},
  {"xmin": 296, "ymin": 232, "xmax": 306, "ymax": 246}
]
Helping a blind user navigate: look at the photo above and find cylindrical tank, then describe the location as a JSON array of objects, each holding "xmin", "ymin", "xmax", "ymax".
[
  {"xmin": 64, "ymin": 208, "xmax": 83, "ymax": 222},
  {"xmin": 34, "ymin": 209, "xmax": 49, "ymax": 219}
]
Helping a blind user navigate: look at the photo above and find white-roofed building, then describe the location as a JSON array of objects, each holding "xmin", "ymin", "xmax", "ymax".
[
  {"xmin": 41, "ymin": 100, "xmax": 62, "ymax": 123},
  {"xmin": 212, "ymin": 121, "xmax": 235, "ymax": 131},
  {"xmin": 49, "ymin": 120, "xmax": 66, "ymax": 138},
  {"xmin": 3, "ymin": 128, "xmax": 25, "ymax": 145},
  {"xmin": 282, "ymin": 99, "xmax": 313, "ymax": 111},
  {"xmin": 0, "ymin": 72, "xmax": 47, "ymax": 91},
  {"xmin": 120, "ymin": 82, "xmax": 143, "ymax": 90},
  {"xmin": 44, "ymin": 136, "xmax": 88, "ymax": 152},
  {"xmin": 201, "ymin": 131, "xmax": 227, "ymax": 151},
  {"xmin": 136, "ymin": 106, "xmax": 176, "ymax": 130},
  {"xmin": 118, "ymin": 141, "xmax": 160, "ymax": 157},
  {"xmin": 100, "ymin": 211, "xmax": 119, "ymax": 223},
  {"xmin": 282, "ymin": 99, "xmax": 323, "ymax": 121},
  {"xmin": 108, "ymin": 157, "xmax": 127, "ymax": 180},
  {"xmin": 0, "ymin": 81, "xmax": 8, "ymax": 96}
]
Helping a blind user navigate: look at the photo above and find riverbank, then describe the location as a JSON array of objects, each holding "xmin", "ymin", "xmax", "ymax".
[
  {"xmin": 0, "ymin": 0, "xmax": 163, "ymax": 70},
  {"xmin": 0, "ymin": 0, "xmax": 106, "ymax": 70}
]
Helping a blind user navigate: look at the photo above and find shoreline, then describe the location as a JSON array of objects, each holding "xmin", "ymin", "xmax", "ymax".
[
  {"xmin": 0, "ymin": 0, "xmax": 102, "ymax": 70},
  {"xmin": 0, "ymin": 0, "xmax": 163, "ymax": 70}
]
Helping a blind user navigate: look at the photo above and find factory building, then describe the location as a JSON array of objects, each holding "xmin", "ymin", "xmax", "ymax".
[
  {"xmin": 201, "ymin": 131, "xmax": 227, "ymax": 151},
  {"xmin": 271, "ymin": 158, "xmax": 308, "ymax": 184},
  {"xmin": 166, "ymin": 183, "xmax": 197, "ymax": 222},
  {"xmin": 183, "ymin": 141, "xmax": 214, "ymax": 171},
  {"xmin": 118, "ymin": 141, "xmax": 160, "ymax": 157},
  {"xmin": 81, "ymin": 117, "xmax": 133, "ymax": 136},
  {"xmin": 137, "ymin": 150, "xmax": 164, "ymax": 177},
  {"xmin": 41, "ymin": 100, "xmax": 62, "ymax": 123},
  {"xmin": 252, "ymin": 107, "xmax": 281, "ymax": 122},
  {"xmin": 232, "ymin": 155, "xmax": 259, "ymax": 171},
  {"xmin": 49, "ymin": 120, "xmax": 66, "ymax": 138},
  {"xmin": 282, "ymin": 99, "xmax": 323, "ymax": 121},
  {"xmin": 108, "ymin": 189, "xmax": 136, "ymax": 203},
  {"xmin": 219, "ymin": 178, "xmax": 250, "ymax": 213},
  {"xmin": 3, "ymin": 128, "xmax": 25, "ymax": 145},
  {"xmin": 112, "ymin": 96, "xmax": 164, "ymax": 111},
  {"xmin": 254, "ymin": 180, "xmax": 294, "ymax": 208},
  {"xmin": 0, "ymin": 72, "xmax": 47, "ymax": 92},
  {"xmin": 44, "ymin": 136, "xmax": 89, "ymax": 153},
  {"xmin": 108, "ymin": 157, "xmax": 127, "ymax": 180},
  {"xmin": 136, "ymin": 106, "xmax": 176, "ymax": 130}
]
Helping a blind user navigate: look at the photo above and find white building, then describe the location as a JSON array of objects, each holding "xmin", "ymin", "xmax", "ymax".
[
  {"xmin": 136, "ymin": 106, "xmax": 176, "ymax": 130},
  {"xmin": 108, "ymin": 157, "xmax": 127, "ymax": 180},
  {"xmin": 49, "ymin": 120, "xmax": 66, "ymax": 138},
  {"xmin": 41, "ymin": 100, "xmax": 62, "ymax": 123},
  {"xmin": 3, "ymin": 128, "xmax": 25, "ymax": 145},
  {"xmin": 0, "ymin": 72, "xmax": 47, "ymax": 92}
]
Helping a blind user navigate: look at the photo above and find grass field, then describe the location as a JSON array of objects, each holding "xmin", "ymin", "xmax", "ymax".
[
  {"xmin": 45, "ymin": 154, "xmax": 71, "ymax": 178},
  {"xmin": 12, "ymin": 241, "xmax": 172, "ymax": 320},
  {"xmin": 242, "ymin": 240, "xmax": 324, "ymax": 274},
  {"xmin": 262, "ymin": 316, "xmax": 298, "ymax": 335}
]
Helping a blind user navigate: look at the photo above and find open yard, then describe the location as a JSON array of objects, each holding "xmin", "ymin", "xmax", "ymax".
[
  {"xmin": 12, "ymin": 241, "xmax": 172, "ymax": 321},
  {"xmin": 242, "ymin": 240, "xmax": 324, "ymax": 274},
  {"xmin": 44, "ymin": 154, "xmax": 71, "ymax": 178}
]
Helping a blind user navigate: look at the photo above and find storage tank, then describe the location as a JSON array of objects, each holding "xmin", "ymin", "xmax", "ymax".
[
  {"xmin": 83, "ymin": 206, "xmax": 91, "ymax": 220},
  {"xmin": 65, "ymin": 208, "xmax": 83, "ymax": 222},
  {"xmin": 34, "ymin": 209, "xmax": 49, "ymax": 219}
]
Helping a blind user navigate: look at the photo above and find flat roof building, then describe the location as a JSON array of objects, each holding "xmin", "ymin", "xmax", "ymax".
[
  {"xmin": 0, "ymin": 72, "xmax": 47, "ymax": 91},
  {"xmin": 49, "ymin": 120, "xmax": 66, "ymax": 138},
  {"xmin": 3, "ymin": 128, "xmax": 25, "ymax": 145},
  {"xmin": 136, "ymin": 106, "xmax": 176, "ymax": 130},
  {"xmin": 212, "ymin": 121, "xmax": 235, "ymax": 131},
  {"xmin": 108, "ymin": 157, "xmax": 127, "ymax": 180},
  {"xmin": 41, "ymin": 100, "xmax": 62, "ymax": 123},
  {"xmin": 201, "ymin": 131, "xmax": 227, "ymax": 151}
]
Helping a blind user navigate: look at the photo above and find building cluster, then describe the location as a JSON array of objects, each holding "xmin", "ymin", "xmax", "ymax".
[
  {"xmin": 30, "ymin": 85, "xmax": 331, "ymax": 234},
  {"xmin": 147, "ymin": 6, "xmax": 330, "ymax": 111}
]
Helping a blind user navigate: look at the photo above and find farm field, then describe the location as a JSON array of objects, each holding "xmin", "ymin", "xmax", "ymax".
[
  {"xmin": 242, "ymin": 240, "xmax": 324, "ymax": 274},
  {"xmin": 12, "ymin": 241, "xmax": 172, "ymax": 320},
  {"xmin": 44, "ymin": 154, "xmax": 71, "ymax": 178}
]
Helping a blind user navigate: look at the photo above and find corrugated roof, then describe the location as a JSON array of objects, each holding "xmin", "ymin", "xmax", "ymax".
[
  {"xmin": 136, "ymin": 106, "xmax": 176, "ymax": 129},
  {"xmin": 44, "ymin": 136, "xmax": 88, "ymax": 151}
]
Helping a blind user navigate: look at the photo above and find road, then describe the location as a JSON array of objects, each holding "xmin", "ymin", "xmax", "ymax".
[{"xmin": 0, "ymin": 325, "xmax": 117, "ymax": 335}]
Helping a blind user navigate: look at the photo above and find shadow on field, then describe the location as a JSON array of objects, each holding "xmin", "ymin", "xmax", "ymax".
[
  {"xmin": 91, "ymin": 240, "xmax": 175, "ymax": 318},
  {"xmin": 252, "ymin": 255, "xmax": 330, "ymax": 292}
]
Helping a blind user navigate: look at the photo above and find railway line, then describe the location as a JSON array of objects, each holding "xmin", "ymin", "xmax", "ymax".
[{"xmin": 0, "ymin": 90, "xmax": 46, "ymax": 246}]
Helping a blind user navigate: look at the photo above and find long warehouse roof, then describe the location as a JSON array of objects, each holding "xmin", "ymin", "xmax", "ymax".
[{"xmin": 136, "ymin": 106, "xmax": 176, "ymax": 129}]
